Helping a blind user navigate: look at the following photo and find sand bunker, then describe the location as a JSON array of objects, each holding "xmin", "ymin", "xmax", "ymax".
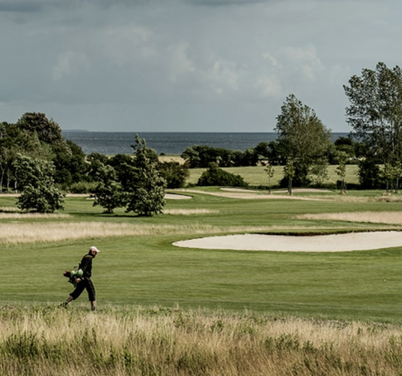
[
  {"xmin": 173, "ymin": 231, "xmax": 402, "ymax": 252},
  {"xmin": 165, "ymin": 193, "xmax": 192, "ymax": 200}
]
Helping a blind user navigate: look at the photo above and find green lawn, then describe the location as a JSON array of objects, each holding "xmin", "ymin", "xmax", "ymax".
[
  {"xmin": 187, "ymin": 164, "xmax": 360, "ymax": 186},
  {"xmin": 1, "ymin": 186, "xmax": 402, "ymax": 324}
]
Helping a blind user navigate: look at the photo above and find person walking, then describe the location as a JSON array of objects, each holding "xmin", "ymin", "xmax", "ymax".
[{"xmin": 62, "ymin": 246, "xmax": 100, "ymax": 311}]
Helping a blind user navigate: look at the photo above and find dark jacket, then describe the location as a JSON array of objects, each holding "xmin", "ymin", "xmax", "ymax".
[{"xmin": 79, "ymin": 254, "xmax": 94, "ymax": 279}]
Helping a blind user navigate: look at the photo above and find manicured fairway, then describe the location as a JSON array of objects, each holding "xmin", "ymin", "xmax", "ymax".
[{"xmin": 1, "ymin": 188, "xmax": 402, "ymax": 324}]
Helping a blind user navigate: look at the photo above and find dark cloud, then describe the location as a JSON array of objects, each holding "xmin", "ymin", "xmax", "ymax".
[
  {"xmin": 183, "ymin": 0, "xmax": 268, "ymax": 6},
  {"xmin": 0, "ymin": 1, "xmax": 43, "ymax": 12},
  {"xmin": 0, "ymin": 0, "xmax": 144, "ymax": 13}
]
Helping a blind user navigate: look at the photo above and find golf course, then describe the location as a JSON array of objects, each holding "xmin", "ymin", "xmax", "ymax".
[{"xmin": 2, "ymin": 169, "xmax": 402, "ymax": 375}]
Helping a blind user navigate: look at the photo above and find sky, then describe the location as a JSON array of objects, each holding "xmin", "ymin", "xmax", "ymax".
[{"xmin": 0, "ymin": 0, "xmax": 401, "ymax": 133}]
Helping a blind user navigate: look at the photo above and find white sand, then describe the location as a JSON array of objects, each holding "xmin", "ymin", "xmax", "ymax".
[
  {"xmin": 173, "ymin": 231, "xmax": 402, "ymax": 252},
  {"xmin": 165, "ymin": 193, "xmax": 192, "ymax": 200}
]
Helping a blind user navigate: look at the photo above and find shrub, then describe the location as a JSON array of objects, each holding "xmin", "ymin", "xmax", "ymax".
[{"xmin": 197, "ymin": 163, "xmax": 248, "ymax": 187}]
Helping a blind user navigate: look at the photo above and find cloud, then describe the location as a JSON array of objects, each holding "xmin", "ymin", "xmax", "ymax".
[
  {"xmin": 52, "ymin": 51, "xmax": 90, "ymax": 80},
  {"xmin": 183, "ymin": 0, "xmax": 271, "ymax": 6},
  {"xmin": 207, "ymin": 59, "xmax": 239, "ymax": 95},
  {"xmin": 0, "ymin": 0, "xmax": 401, "ymax": 132},
  {"xmin": 0, "ymin": 1, "xmax": 42, "ymax": 12},
  {"xmin": 169, "ymin": 43, "xmax": 196, "ymax": 83}
]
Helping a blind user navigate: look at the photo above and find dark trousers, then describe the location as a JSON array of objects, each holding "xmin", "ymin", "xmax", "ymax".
[{"xmin": 70, "ymin": 278, "xmax": 96, "ymax": 301}]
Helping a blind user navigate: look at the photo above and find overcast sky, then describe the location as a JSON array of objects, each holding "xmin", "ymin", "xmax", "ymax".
[{"xmin": 0, "ymin": 0, "xmax": 400, "ymax": 132}]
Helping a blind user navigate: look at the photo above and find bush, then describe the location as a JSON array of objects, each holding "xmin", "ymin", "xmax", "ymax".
[
  {"xmin": 158, "ymin": 161, "xmax": 189, "ymax": 188},
  {"xmin": 65, "ymin": 182, "xmax": 97, "ymax": 194},
  {"xmin": 197, "ymin": 163, "xmax": 248, "ymax": 187}
]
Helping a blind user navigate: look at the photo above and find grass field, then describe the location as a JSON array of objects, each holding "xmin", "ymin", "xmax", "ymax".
[
  {"xmin": 1, "ymin": 183, "xmax": 401, "ymax": 323},
  {"xmin": 2, "ymin": 168, "xmax": 402, "ymax": 375},
  {"xmin": 186, "ymin": 164, "xmax": 360, "ymax": 187}
]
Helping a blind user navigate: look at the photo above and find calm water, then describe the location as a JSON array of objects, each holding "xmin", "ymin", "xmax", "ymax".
[{"xmin": 63, "ymin": 131, "xmax": 348, "ymax": 156}]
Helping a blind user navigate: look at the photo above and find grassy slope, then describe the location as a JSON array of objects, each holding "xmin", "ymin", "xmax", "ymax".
[
  {"xmin": 1, "ymin": 185, "xmax": 402, "ymax": 324},
  {"xmin": 187, "ymin": 164, "xmax": 360, "ymax": 186}
]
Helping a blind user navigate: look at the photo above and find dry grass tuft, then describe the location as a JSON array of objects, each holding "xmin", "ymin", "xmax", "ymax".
[
  {"xmin": 0, "ymin": 207, "xmax": 21, "ymax": 213},
  {"xmin": 164, "ymin": 208, "xmax": 219, "ymax": 215},
  {"xmin": 0, "ymin": 212, "xmax": 70, "ymax": 219},
  {"xmin": 0, "ymin": 221, "xmax": 353, "ymax": 245},
  {"xmin": 1, "ymin": 306, "xmax": 402, "ymax": 375},
  {"xmin": 0, "ymin": 222, "xmax": 268, "ymax": 244},
  {"xmin": 297, "ymin": 211, "xmax": 402, "ymax": 225}
]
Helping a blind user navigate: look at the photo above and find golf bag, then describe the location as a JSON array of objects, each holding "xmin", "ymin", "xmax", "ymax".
[{"xmin": 63, "ymin": 268, "xmax": 84, "ymax": 287}]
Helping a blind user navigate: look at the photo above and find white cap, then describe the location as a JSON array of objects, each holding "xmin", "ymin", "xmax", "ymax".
[{"xmin": 89, "ymin": 246, "xmax": 100, "ymax": 253}]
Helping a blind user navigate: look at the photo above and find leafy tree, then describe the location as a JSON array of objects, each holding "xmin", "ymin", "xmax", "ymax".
[
  {"xmin": 181, "ymin": 146, "xmax": 201, "ymax": 168},
  {"xmin": 0, "ymin": 122, "xmax": 52, "ymax": 192},
  {"xmin": 86, "ymin": 153, "xmax": 110, "ymax": 182},
  {"xmin": 124, "ymin": 135, "xmax": 166, "ymax": 216},
  {"xmin": 158, "ymin": 161, "xmax": 189, "ymax": 188},
  {"xmin": 334, "ymin": 136, "xmax": 356, "ymax": 160},
  {"xmin": 181, "ymin": 145, "xmax": 234, "ymax": 168},
  {"xmin": 14, "ymin": 154, "xmax": 64, "ymax": 213},
  {"xmin": 283, "ymin": 160, "xmax": 295, "ymax": 195},
  {"xmin": 309, "ymin": 157, "xmax": 329, "ymax": 187},
  {"xmin": 358, "ymin": 157, "xmax": 382, "ymax": 189},
  {"xmin": 108, "ymin": 154, "xmax": 135, "ymax": 188},
  {"xmin": 92, "ymin": 164, "xmax": 124, "ymax": 214},
  {"xmin": 335, "ymin": 151, "xmax": 348, "ymax": 194},
  {"xmin": 344, "ymin": 62, "xmax": 402, "ymax": 185},
  {"xmin": 240, "ymin": 148, "xmax": 258, "ymax": 166},
  {"xmin": 15, "ymin": 112, "xmax": 64, "ymax": 146},
  {"xmin": 52, "ymin": 140, "xmax": 88, "ymax": 187},
  {"xmin": 264, "ymin": 162, "xmax": 275, "ymax": 193},
  {"xmin": 0, "ymin": 122, "xmax": 13, "ymax": 192},
  {"xmin": 266, "ymin": 140, "xmax": 287, "ymax": 166},
  {"xmin": 197, "ymin": 162, "xmax": 248, "ymax": 187},
  {"xmin": 275, "ymin": 94, "xmax": 332, "ymax": 187},
  {"xmin": 380, "ymin": 162, "xmax": 402, "ymax": 194}
]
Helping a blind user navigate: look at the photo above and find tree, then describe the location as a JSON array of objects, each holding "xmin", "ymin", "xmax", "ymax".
[
  {"xmin": 158, "ymin": 161, "xmax": 189, "ymax": 188},
  {"xmin": 275, "ymin": 94, "xmax": 332, "ymax": 187},
  {"xmin": 344, "ymin": 62, "xmax": 402, "ymax": 187},
  {"xmin": 334, "ymin": 136, "xmax": 356, "ymax": 160},
  {"xmin": 358, "ymin": 157, "xmax": 382, "ymax": 189},
  {"xmin": 335, "ymin": 151, "xmax": 348, "ymax": 194},
  {"xmin": 0, "ymin": 122, "xmax": 53, "ymax": 192},
  {"xmin": 92, "ymin": 164, "xmax": 124, "ymax": 214},
  {"xmin": 14, "ymin": 154, "xmax": 64, "ymax": 213},
  {"xmin": 181, "ymin": 145, "xmax": 234, "ymax": 168},
  {"xmin": 86, "ymin": 153, "xmax": 110, "ymax": 182},
  {"xmin": 124, "ymin": 135, "xmax": 166, "ymax": 216},
  {"xmin": 380, "ymin": 162, "xmax": 402, "ymax": 194},
  {"xmin": 283, "ymin": 160, "xmax": 295, "ymax": 195},
  {"xmin": 52, "ymin": 140, "xmax": 88, "ymax": 187},
  {"xmin": 16, "ymin": 112, "xmax": 64, "ymax": 146},
  {"xmin": 197, "ymin": 162, "xmax": 248, "ymax": 188},
  {"xmin": 108, "ymin": 154, "xmax": 135, "ymax": 188},
  {"xmin": 264, "ymin": 162, "xmax": 275, "ymax": 193},
  {"xmin": 309, "ymin": 157, "xmax": 329, "ymax": 187}
]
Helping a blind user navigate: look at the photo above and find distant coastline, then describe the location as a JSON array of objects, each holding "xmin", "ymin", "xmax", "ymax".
[
  {"xmin": 63, "ymin": 129, "xmax": 90, "ymax": 133},
  {"xmin": 62, "ymin": 131, "xmax": 349, "ymax": 156}
]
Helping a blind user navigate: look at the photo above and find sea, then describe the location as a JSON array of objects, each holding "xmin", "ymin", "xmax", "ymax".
[{"xmin": 62, "ymin": 131, "xmax": 349, "ymax": 156}]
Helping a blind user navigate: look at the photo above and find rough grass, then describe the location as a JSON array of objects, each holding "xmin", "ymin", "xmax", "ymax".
[
  {"xmin": 3, "ymin": 188, "xmax": 402, "ymax": 375},
  {"xmin": 164, "ymin": 208, "xmax": 220, "ymax": 215},
  {"xmin": 0, "ymin": 221, "xmax": 351, "ymax": 245},
  {"xmin": 1, "ymin": 305, "xmax": 402, "ymax": 376},
  {"xmin": 0, "ymin": 221, "xmax": 288, "ymax": 244},
  {"xmin": 298, "ymin": 211, "xmax": 402, "ymax": 225},
  {"xmin": 187, "ymin": 164, "xmax": 360, "ymax": 187}
]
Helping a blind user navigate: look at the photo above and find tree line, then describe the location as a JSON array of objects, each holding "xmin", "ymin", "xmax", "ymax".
[
  {"xmin": 0, "ymin": 115, "xmax": 180, "ymax": 214},
  {"xmin": 1, "ymin": 62, "xmax": 402, "ymax": 212}
]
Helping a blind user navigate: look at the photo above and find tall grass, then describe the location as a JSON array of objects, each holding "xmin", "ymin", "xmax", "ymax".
[{"xmin": 1, "ymin": 305, "xmax": 402, "ymax": 376}]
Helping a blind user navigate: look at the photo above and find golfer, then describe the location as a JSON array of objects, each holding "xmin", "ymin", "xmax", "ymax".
[{"xmin": 62, "ymin": 246, "xmax": 100, "ymax": 311}]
